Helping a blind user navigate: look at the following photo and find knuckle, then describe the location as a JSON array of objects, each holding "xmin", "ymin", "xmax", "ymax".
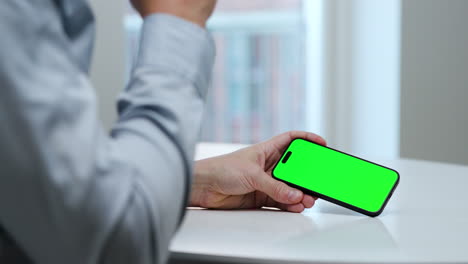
[{"xmin": 273, "ymin": 184, "xmax": 286, "ymax": 200}]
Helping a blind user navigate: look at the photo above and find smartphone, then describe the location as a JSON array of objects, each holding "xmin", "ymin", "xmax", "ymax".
[{"xmin": 272, "ymin": 138, "xmax": 399, "ymax": 217}]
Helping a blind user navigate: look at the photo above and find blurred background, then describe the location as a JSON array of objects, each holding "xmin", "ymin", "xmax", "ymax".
[
  {"xmin": 89, "ymin": 0, "xmax": 468, "ymax": 166},
  {"xmin": 126, "ymin": 0, "xmax": 309, "ymax": 145}
]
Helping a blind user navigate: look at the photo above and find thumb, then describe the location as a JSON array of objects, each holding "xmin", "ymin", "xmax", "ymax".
[{"xmin": 255, "ymin": 173, "xmax": 304, "ymax": 204}]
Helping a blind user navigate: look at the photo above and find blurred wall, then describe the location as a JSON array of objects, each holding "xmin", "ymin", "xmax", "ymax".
[
  {"xmin": 320, "ymin": 0, "xmax": 401, "ymax": 159},
  {"xmin": 88, "ymin": 0, "xmax": 126, "ymax": 130},
  {"xmin": 400, "ymin": 0, "xmax": 468, "ymax": 165},
  {"xmin": 347, "ymin": 0, "xmax": 401, "ymax": 159}
]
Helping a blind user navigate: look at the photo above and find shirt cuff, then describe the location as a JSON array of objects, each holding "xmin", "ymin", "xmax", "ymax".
[{"xmin": 137, "ymin": 13, "xmax": 216, "ymax": 98}]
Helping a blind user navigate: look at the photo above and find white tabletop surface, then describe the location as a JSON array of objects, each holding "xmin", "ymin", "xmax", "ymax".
[{"xmin": 170, "ymin": 143, "xmax": 468, "ymax": 263}]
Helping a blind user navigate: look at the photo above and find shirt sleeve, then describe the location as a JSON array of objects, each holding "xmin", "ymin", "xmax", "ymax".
[{"xmin": 0, "ymin": 1, "xmax": 214, "ymax": 264}]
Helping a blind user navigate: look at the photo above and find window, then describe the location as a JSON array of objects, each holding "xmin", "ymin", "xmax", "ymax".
[
  {"xmin": 125, "ymin": 1, "xmax": 318, "ymax": 144},
  {"xmin": 124, "ymin": 1, "xmax": 401, "ymax": 158}
]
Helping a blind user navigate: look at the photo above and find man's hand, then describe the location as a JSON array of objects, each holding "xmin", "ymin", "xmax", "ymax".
[
  {"xmin": 130, "ymin": 0, "xmax": 217, "ymax": 27},
  {"xmin": 190, "ymin": 131, "xmax": 327, "ymax": 213}
]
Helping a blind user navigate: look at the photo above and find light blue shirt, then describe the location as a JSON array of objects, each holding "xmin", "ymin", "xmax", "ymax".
[{"xmin": 0, "ymin": 1, "xmax": 215, "ymax": 263}]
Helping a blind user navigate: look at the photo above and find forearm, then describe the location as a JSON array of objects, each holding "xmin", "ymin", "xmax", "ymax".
[
  {"xmin": 104, "ymin": 15, "xmax": 215, "ymax": 262},
  {"xmin": 116, "ymin": 12, "xmax": 215, "ymax": 228}
]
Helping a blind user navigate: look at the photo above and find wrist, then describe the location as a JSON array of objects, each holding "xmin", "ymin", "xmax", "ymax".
[
  {"xmin": 190, "ymin": 159, "xmax": 214, "ymax": 207},
  {"xmin": 135, "ymin": 1, "xmax": 213, "ymax": 28}
]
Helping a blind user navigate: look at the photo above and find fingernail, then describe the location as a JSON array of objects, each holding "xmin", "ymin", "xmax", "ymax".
[{"xmin": 288, "ymin": 190, "xmax": 302, "ymax": 201}]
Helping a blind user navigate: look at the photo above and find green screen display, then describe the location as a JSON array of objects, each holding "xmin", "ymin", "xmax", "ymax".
[{"xmin": 272, "ymin": 139, "xmax": 399, "ymax": 215}]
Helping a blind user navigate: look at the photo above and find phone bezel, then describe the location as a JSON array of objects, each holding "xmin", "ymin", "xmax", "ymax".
[{"xmin": 271, "ymin": 138, "xmax": 400, "ymax": 217}]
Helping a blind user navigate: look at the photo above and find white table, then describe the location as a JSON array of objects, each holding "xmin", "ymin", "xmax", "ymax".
[{"xmin": 170, "ymin": 143, "xmax": 468, "ymax": 264}]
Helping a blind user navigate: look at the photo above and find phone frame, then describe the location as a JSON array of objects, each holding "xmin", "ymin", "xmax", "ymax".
[{"xmin": 271, "ymin": 138, "xmax": 400, "ymax": 217}]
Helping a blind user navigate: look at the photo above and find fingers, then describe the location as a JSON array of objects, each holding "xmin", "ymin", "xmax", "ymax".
[
  {"xmin": 278, "ymin": 195, "xmax": 315, "ymax": 213},
  {"xmin": 254, "ymin": 173, "xmax": 304, "ymax": 204},
  {"xmin": 302, "ymin": 195, "xmax": 316, "ymax": 208},
  {"xmin": 286, "ymin": 130, "xmax": 327, "ymax": 146},
  {"xmin": 268, "ymin": 131, "xmax": 327, "ymax": 151},
  {"xmin": 260, "ymin": 131, "xmax": 327, "ymax": 164},
  {"xmin": 280, "ymin": 203, "xmax": 305, "ymax": 213},
  {"xmin": 262, "ymin": 193, "xmax": 316, "ymax": 213}
]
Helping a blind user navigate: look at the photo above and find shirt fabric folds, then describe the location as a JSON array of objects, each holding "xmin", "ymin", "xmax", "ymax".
[{"xmin": 0, "ymin": 0, "xmax": 215, "ymax": 263}]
